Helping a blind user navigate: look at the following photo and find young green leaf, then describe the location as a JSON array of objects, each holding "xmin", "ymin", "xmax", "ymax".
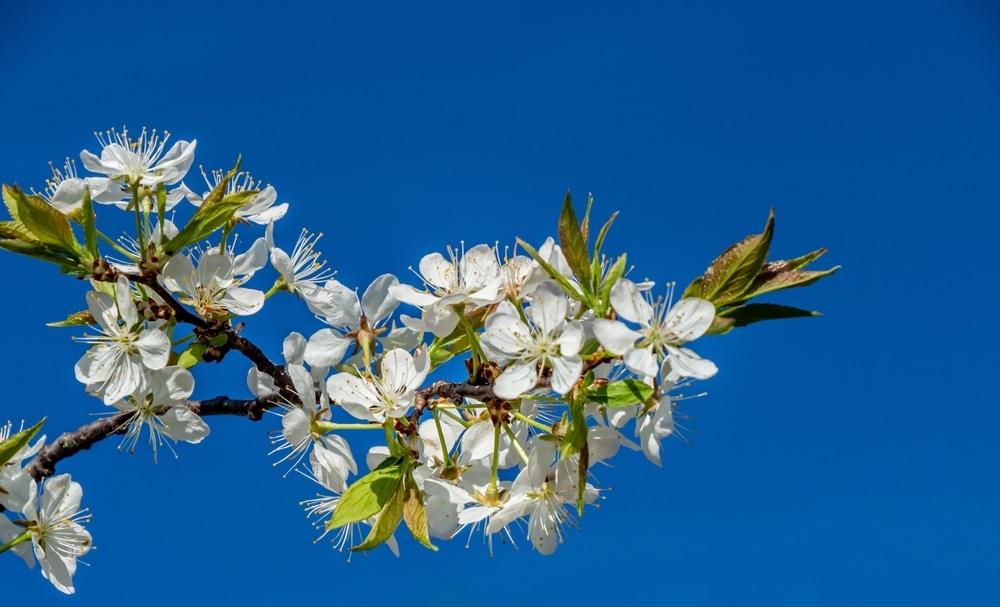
[
  {"xmin": 557, "ymin": 192, "xmax": 593, "ymax": 286},
  {"xmin": 735, "ymin": 266, "xmax": 840, "ymax": 304},
  {"xmin": 559, "ymin": 403, "xmax": 589, "ymax": 460},
  {"xmin": 353, "ymin": 479, "xmax": 405, "ymax": 551},
  {"xmin": 80, "ymin": 186, "xmax": 98, "ymax": 258},
  {"xmin": 46, "ymin": 310, "xmax": 97, "ymax": 328},
  {"xmin": 10, "ymin": 186, "xmax": 80, "ymax": 254},
  {"xmin": 583, "ymin": 379, "xmax": 655, "ymax": 408},
  {"xmin": 402, "ymin": 474, "xmax": 437, "ymax": 551},
  {"xmin": 0, "ymin": 418, "xmax": 45, "ymax": 469},
  {"xmin": 716, "ymin": 303, "xmax": 820, "ymax": 328},
  {"xmin": 176, "ymin": 342, "xmax": 209, "ymax": 369},
  {"xmin": 517, "ymin": 237, "xmax": 588, "ymax": 304},
  {"xmin": 327, "ymin": 455, "xmax": 406, "ymax": 531},
  {"xmin": 700, "ymin": 208, "xmax": 774, "ymax": 306}
]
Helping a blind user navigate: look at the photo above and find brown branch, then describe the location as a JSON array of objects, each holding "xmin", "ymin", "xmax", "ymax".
[{"xmin": 24, "ymin": 396, "xmax": 275, "ymax": 481}]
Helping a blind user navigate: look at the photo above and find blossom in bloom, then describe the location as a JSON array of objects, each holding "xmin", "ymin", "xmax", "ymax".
[
  {"xmin": 110, "ymin": 366, "xmax": 208, "ymax": 463},
  {"xmin": 35, "ymin": 158, "xmax": 124, "ymax": 215},
  {"xmin": 22, "ymin": 474, "xmax": 93, "ymax": 594},
  {"xmin": 80, "ymin": 126, "xmax": 195, "ymax": 187},
  {"xmin": 326, "ymin": 348, "xmax": 430, "ymax": 423},
  {"xmin": 74, "ymin": 276, "xmax": 170, "ymax": 404},
  {"xmin": 300, "ymin": 457, "xmax": 399, "ymax": 558},
  {"xmin": 160, "ymin": 239, "xmax": 267, "ymax": 319},
  {"xmin": 314, "ymin": 274, "xmax": 420, "ymax": 365},
  {"xmin": 180, "ymin": 168, "xmax": 288, "ymax": 224},
  {"xmin": 0, "ymin": 421, "xmax": 45, "ymax": 512},
  {"xmin": 481, "ymin": 281, "xmax": 585, "ymax": 399},
  {"xmin": 593, "ymin": 278, "xmax": 717, "ymax": 379},
  {"xmin": 486, "ymin": 440, "xmax": 594, "ymax": 555},
  {"xmin": 265, "ymin": 222, "xmax": 340, "ymax": 319},
  {"xmin": 390, "ymin": 244, "xmax": 503, "ymax": 336},
  {"xmin": 269, "ymin": 363, "xmax": 356, "ymax": 486}
]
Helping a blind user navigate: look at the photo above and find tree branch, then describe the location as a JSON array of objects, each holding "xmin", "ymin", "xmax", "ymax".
[{"xmin": 24, "ymin": 396, "xmax": 274, "ymax": 481}]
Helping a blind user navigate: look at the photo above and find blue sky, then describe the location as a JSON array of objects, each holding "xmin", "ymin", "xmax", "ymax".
[{"xmin": 1, "ymin": 1, "xmax": 998, "ymax": 604}]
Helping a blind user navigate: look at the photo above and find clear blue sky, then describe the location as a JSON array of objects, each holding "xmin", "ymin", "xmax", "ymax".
[{"xmin": 1, "ymin": 1, "xmax": 998, "ymax": 604}]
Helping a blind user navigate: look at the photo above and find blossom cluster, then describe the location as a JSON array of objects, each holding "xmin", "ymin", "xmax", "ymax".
[{"xmin": 0, "ymin": 127, "xmax": 836, "ymax": 592}]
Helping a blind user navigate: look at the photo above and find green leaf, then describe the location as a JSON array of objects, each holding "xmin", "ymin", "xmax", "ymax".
[
  {"xmin": 2, "ymin": 184, "xmax": 20, "ymax": 220},
  {"xmin": 557, "ymin": 191, "xmax": 593, "ymax": 286},
  {"xmin": 327, "ymin": 455, "xmax": 406, "ymax": 531},
  {"xmin": 597, "ymin": 253, "xmax": 627, "ymax": 316},
  {"xmin": 559, "ymin": 403, "xmax": 589, "ymax": 460},
  {"xmin": 10, "ymin": 186, "xmax": 80, "ymax": 254},
  {"xmin": 592, "ymin": 211, "xmax": 618, "ymax": 262},
  {"xmin": 0, "ymin": 418, "xmax": 45, "ymax": 470},
  {"xmin": 681, "ymin": 276, "xmax": 703, "ymax": 299},
  {"xmin": 0, "ymin": 239, "xmax": 80, "ymax": 266},
  {"xmin": 576, "ymin": 441, "xmax": 590, "ymax": 515},
  {"xmin": 46, "ymin": 310, "xmax": 96, "ymax": 328},
  {"xmin": 704, "ymin": 315, "xmax": 738, "ymax": 336},
  {"xmin": 717, "ymin": 303, "xmax": 820, "ymax": 328},
  {"xmin": 517, "ymin": 237, "xmax": 587, "ymax": 304},
  {"xmin": 353, "ymin": 477, "xmax": 405, "ymax": 551},
  {"xmin": 165, "ymin": 159, "xmax": 249, "ymax": 254},
  {"xmin": 583, "ymin": 379, "xmax": 655, "ymax": 408},
  {"xmin": 700, "ymin": 208, "xmax": 774, "ymax": 306},
  {"xmin": 208, "ymin": 334, "xmax": 228, "ymax": 347},
  {"xmin": 735, "ymin": 266, "xmax": 840, "ymax": 304},
  {"xmin": 176, "ymin": 342, "xmax": 208, "ymax": 369},
  {"xmin": 402, "ymin": 474, "xmax": 437, "ymax": 551},
  {"xmin": 760, "ymin": 248, "xmax": 828, "ymax": 274},
  {"xmin": 80, "ymin": 186, "xmax": 98, "ymax": 258}
]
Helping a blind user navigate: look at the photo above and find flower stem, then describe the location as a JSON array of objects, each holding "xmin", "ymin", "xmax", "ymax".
[
  {"xmin": 511, "ymin": 409, "xmax": 553, "ymax": 434},
  {"xmin": 0, "ymin": 529, "xmax": 30, "ymax": 555},
  {"xmin": 502, "ymin": 422, "xmax": 530, "ymax": 466}
]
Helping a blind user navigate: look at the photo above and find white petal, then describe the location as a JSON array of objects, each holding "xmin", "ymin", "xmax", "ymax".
[
  {"xmin": 665, "ymin": 298, "xmax": 715, "ymax": 343},
  {"xmin": 549, "ymin": 355, "xmax": 583, "ymax": 395},
  {"xmin": 609, "ymin": 278, "xmax": 652, "ymax": 326},
  {"xmin": 159, "ymin": 407, "xmax": 210, "ymax": 444},
  {"xmin": 136, "ymin": 329, "xmax": 170, "ymax": 370},
  {"xmin": 362, "ymin": 274, "xmax": 400, "ymax": 326},
  {"xmin": 592, "ymin": 319, "xmax": 641, "ymax": 355},
  {"xmin": 304, "ymin": 329, "xmax": 350, "ymax": 368},
  {"xmin": 493, "ymin": 362, "xmax": 538, "ymax": 400}
]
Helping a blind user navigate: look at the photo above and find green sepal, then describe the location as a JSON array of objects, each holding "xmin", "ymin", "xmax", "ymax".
[
  {"xmin": 700, "ymin": 208, "xmax": 774, "ymax": 306},
  {"xmin": 582, "ymin": 379, "xmax": 655, "ymax": 408},
  {"xmin": 353, "ymin": 476, "xmax": 405, "ymax": 552},
  {"xmin": 401, "ymin": 473, "xmax": 437, "ymax": 551},
  {"xmin": 327, "ymin": 455, "xmax": 406, "ymax": 531},
  {"xmin": 46, "ymin": 310, "xmax": 97, "ymax": 328},
  {"xmin": 165, "ymin": 158, "xmax": 251, "ymax": 254},
  {"xmin": 9, "ymin": 186, "xmax": 80, "ymax": 254},
  {"xmin": 557, "ymin": 191, "xmax": 594, "ymax": 287},
  {"xmin": 176, "ymin": 342, "xmax": 208, "ymax": 369},
  {"xmin": 716, "ymin": 303, "xmax": 820, "ymax": 328},
  {"xmin": 0, "ymin": 418, "xmax": 45, "ymax": 470}
]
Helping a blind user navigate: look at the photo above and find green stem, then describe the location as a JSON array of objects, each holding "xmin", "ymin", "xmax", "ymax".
[
  {"xmin": 502, "ymin": 422, "xmax": 530, "ymax": 466},
  {"xmin": 457, "ymin": 311, "xmax": 484, "ymax": 378},
  {"xmin": 432, "ymin": 410, "xmax": 455, "ymax": 468},
  {"xmin": 488, "ymin": 420, "xmax": 501, "ymax": 497},
  {"xmin": 511, "ymin": 409, "xmax": 553, "ymax": 434},
  {"xmin": 0, "ymin": 529, "xmax": 30, "ymax": 556},
  {"xmin": 96, "ymin": 229, "xmax": 137, "ymax": 258}
]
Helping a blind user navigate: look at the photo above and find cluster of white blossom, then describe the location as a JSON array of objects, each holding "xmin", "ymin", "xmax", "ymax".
[{"xmin": 0, "ymin": 127, "xmax": 835, "ymax": 593}]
